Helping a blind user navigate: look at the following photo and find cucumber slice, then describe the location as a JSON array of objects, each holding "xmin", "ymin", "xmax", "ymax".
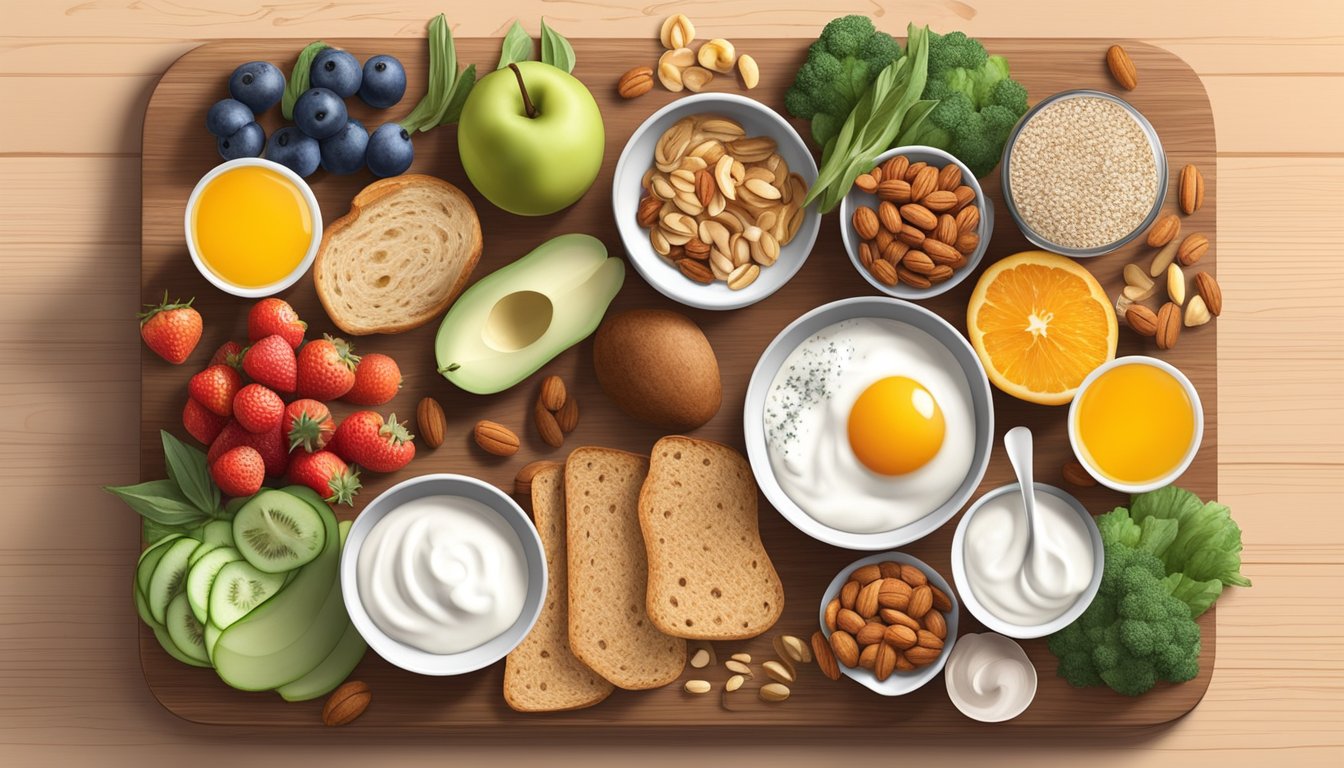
[
  {"xmin": 150, "ymin": 620, "xmax": 210, "ymax": 668},
  {"xmin": 204, "ymin": 622, "xmax": 223, "ymax": 663},
  {"xmin": 275, "ymin": 619, "xmax": 367, "ymax": 701},
  {"xmin": 135, "ymin": 534, "xmax": 184, "ymax": 600},
  {"xmin": 133, "ymin": 576, "xmax": 155, "ymax": 625},
  {"xmin": 233, "ymin": 489, "xmax": 326, "ymax": 573},
  {"xmin": 165, "ymin": 592, "xmax": 211, "ymax": 666},
  {"xmin": 214, "ymin": 486, "xmax": 343, "ymax": 691},
  {"xmin": 187, "ymin": 546, "xmax": 243, "ymax": 625},
  {"xmin": 146, "ymin": 537, "xmax": 200, "ymax": 625},
  {"xmin": 209, "ymin": 560, "xmax": 286, "ymax": 629},
  {"xmin": 201, "ymin": 518, "xmax": 234, "ymax": 547}
]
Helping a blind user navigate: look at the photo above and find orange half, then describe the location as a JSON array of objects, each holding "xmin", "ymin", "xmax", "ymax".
[{"xmin": 966, "ymin": 251, "xmax": 1118, "ymax": 405}]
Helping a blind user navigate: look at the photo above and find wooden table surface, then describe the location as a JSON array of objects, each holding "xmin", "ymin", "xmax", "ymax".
[{"xmin": 0, "ymin": 1, "xmax": 1340, "ymax": 765}]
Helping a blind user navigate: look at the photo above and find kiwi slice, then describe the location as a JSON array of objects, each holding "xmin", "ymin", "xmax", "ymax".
[
  {"xmin": 209, "ymin": 560, "xmax": 286, "ymax": 629},
  {"xmin": 136, "ymin": 534, "xmax": 184, "ymax": 600},
  {"xmin": 186, "ymin": 546, "xmax": 243, "ymax": 625},
  {"xmin": 146, "ymin": 537, "xmax": 200, "ymax": 625},
  {"xmin": 165, "ymin": 592, "xmax": 211, "ymax": 666},
  {"xmin": 232, "ymin": 490, "xmax": 326, "ymax": 573}
]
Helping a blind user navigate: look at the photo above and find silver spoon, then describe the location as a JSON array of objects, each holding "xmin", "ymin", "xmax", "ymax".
[{"xmin": 1003, "ymin": 426, "xmax": 1071, "ymax": 598}]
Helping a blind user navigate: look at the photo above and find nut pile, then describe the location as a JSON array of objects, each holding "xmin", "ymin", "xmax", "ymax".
[
  {"xmin": 681, "ymin": 633, "xmax": 814, "ymax": 705},
  {"xmin": 638, "ymin": 114, "xmax": 808, "ymax": 291},
  {"xmin": 849, "ymin": 153, "xmax": 981, "ymax": 289},
  {"xmin": 618, "ymin": 14, "xmax": 759, "ymax": 99},
  {"xmin": 1116, "ymin": 162, "xmax": 1221, "ymax": 350},
  {"xmin": 820, "ymin": 561, "xmax": 952, "ymax": 681},
  {"xmin": 533, "ymin": 374, "xmax": 578, "ymax": 448}
]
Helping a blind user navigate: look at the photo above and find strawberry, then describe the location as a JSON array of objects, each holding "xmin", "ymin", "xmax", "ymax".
[
  {"xmin": 288, "ymin": 450, "xmax": 361, "ymax": 506},
  {"xmin": 296, "ymin": 334, "xmax": 359, "ymax": 401},
  {"xmin": 139, "ymin": 293, "xmax": 202, "ymax": 365},
  {"xmin": 210, "ymin": 445, "xmax": 265, "ymax": 498},
  {"xmin": 209, "ymin": 420, "xmax": 290, "ymax": 477},
  {"xmin": 187, "ymin": 364, "xmax": 243, "ymax": 417},
  {"xmin": 343, "ymin": 353, "xmax": 402, "ymax": 406},
  {"xmin": 242, "ymin": 334, "xmax": 297, "ymax": 393},
  {"xmin": 183, "ymin": 398, "xmax": 228, "ymax": 445},
  {"xmin": 233, "ymin": 383, "xmax": 284, "ymax": 434},
  {"xmin": 284, "ymin": 399, "xmax": 335, "ymax": 453},
  {"xmin": 331, "ymin": 410, "xmax": 415, "ymax": 473},
  {"xmin": 247, "ymin": 297, "xmax": 306, "ymax": 350},
  {"xmin": 208, "ymin": 340, "xmax": 245, "ymax": 369}
]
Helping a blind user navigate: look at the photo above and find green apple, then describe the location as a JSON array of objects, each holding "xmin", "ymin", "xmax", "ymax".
[{"xmin": 458, "ymin": 61, "xmax": 605, "ymax": 216}]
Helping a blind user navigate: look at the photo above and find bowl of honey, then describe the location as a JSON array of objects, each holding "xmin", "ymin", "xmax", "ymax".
[
  {"xmin": 185, "ymin": 158, "xmax": 321, "ymax": 297},
  {"xmin": 1068, "ymin": 355, "xmax": 1204, "ymax": 493}
]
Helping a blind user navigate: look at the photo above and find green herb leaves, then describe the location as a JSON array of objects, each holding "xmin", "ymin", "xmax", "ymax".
[
  {"xmin": 401, "ymin": 14, "xmax": 477, "ymax": 133},
  {"xmin": 106, "ymin": 430, "xmax": 228, "ymax": 544},
  {"xmin": 497, "ymin": 18, "xmax": 576, "ymax": 73},
  {"xmin": 282, "ymin": 41, "xmax": 330, "ymax": 120}
]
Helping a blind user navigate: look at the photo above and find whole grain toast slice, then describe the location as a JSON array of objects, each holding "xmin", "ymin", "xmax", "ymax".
[
  {"xmin": 566, "ymin": 447, "xmax": 686, "ymax": 690},
  {"xmin": 639, "ymin": 436, "xmax": 785, "ymax": 640},
  {"xmin": 504, "ymin": 465, "xmax": 614, "ymax": 712}
]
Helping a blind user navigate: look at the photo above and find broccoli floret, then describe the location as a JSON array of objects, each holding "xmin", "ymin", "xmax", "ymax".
[
  {"xmin": 1048, "ymin": 542, "xmax": 1203, "ymax": 696},
  {"xmin": 785, "ymin": 16, "xmax": 902, "ymax": 148},
  {"xmin": 900, "ymin": 30, "xmax": 1029, "ymax": 177}
]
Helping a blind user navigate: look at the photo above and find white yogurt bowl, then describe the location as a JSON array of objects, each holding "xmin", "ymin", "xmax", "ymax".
[
  {"xmin": 950, "ymin": 482, "xmax": 1103, "ymax": 639},
  {"xmin": 341, "ymin": 474, "xmax": 546, "ymax": 676}
]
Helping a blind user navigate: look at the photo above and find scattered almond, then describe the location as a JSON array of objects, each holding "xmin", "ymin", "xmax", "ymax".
[
  {"xmin": 617, "ymin": 66, "xmax": 654, "ymax": 99},
  {"xmin": 681, "ymin": 65, "xmax": 714, "ymax": 92},
  {"xmin": 1146, "ymin": 213, "xmax": 1180, "ymax": 247},
  {"xmin": 1123, "ymin": 263, "xmax": 1153, "ymax": 292},
  {"xmin": 1177, "ymin": 232, "xmax": 1209, "ymax": 266},
  {"xmin": 474, "ymin": 420, "xmax": 519, "ymax": 456},
  {"xmin": 534, "ymin": 401, "xmax": 564, "ymax": 448},
  {"xmin": 659, "ymin": 14, "xmax": 696, "ymax": 50},
  {"xmin": 514, "ymin": 460, "xmax": 558, "ymax": 497},
  {"xmin": 555, "ymin": 396, "xmax": 580, "ymax": 433},
  {"xmin": 1194, "ymin": 272, "xmax": 1223, "ymax": 316},
  {"xmin": 415, "ymin": 396, "xmax": 446, "ymax": 449},
  {"xmin": 777, "ymin": 634, "xmax": 811, "ymax": 665},
  {"xmin": 1149, "ymin": 238, "xmax": 1181, "ymax": 277},
  {"xmin": 762, "ymin": 659, "xmax": 795, "ymax": 685},
  {"xmin": 758, "ymin": 683, "xmax": 791, "ymax": 702},
  {"xmin": 725, "ymin": 674, "xmax": 745, "ymax": 692},
  {"xmin": 538, "ymin": 375, "xmax": 567, "ymax": 412},
  {"xmin": 1062, "ymin": 461, "xmax": 1098, "ymax": 488},
  {"xmin": 1126, "ymin": 305, "xmax": 1159, "ymax": 336},
  {"xmin": 1179, "ymin": 164, "xmax": 1205, "ymax": 214},
  {"xmin": 1106, "ymin": 44, "xmax": 1138, "ymax": 90},
  {"xmin": 737, "ymin": 54, "xmax": 759, "ymax": 89},
  {"xmin": 725, "ymin": 659, "xmax": 752, "ymax": 676},
  {"xmin": 1156, "ymin": 302, "xmax": 1181, "ymax": 350},
  {"xmin": 697, "ymin": 38, "xmax": 736, "ymax": 73},
  {"xmin": 690, "ymin": 648, "xmax": 711, "ymax": 668},
  {"xmin": 322, "ymin": 681, "xmax": 370, "ymax": 727},
  {"xmin": 684, "ymin": 679, "xmax": 712, "ymax": 694}
]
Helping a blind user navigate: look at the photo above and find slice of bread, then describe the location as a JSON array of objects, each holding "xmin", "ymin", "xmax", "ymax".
[
  {"xmin": 566, "ymin": 447, "xmax": 686, "ymax": 690},
  {"xmin": 314, "ymin": 174, "xmax": 482, "ymax": 335},
  {"xmin": 639, "ymin": 436, "xmax": 785, "ymax": 640},
  {"xmin": 504, "ymin": 465, "xmax": 614, "ymax": 712}
]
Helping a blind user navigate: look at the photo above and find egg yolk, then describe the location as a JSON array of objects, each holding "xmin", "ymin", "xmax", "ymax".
[{"xmin": 847, "ymin": 376, "xmax": 945, "ymax": 475}]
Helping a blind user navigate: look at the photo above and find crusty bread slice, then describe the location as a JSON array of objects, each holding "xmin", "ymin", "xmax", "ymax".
[
  {"xmin": 639, "ymin": 436, "xmax": 784, "ymax": 640},
  {"xmin": 566, "ymin": 447, "xmax": 686, "ymax": 690},
  {"xmin": 314, "ymin": 174, "xmax": 481, "ymax": 335},
  {"xmin": 504, "ymin": 465, "xmax": 614, "ymax": 712}
]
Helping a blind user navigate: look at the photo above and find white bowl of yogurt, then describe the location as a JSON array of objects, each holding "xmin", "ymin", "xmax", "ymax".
[
  {"xmin": 950, "ymin": 482, "xmax": 1103, "ymax": 639},
  {"xmin": 341, "ymin": 474, "xmax": 547, "ymax": 676}
]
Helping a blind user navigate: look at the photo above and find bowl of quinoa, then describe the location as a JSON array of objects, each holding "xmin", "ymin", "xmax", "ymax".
[{"xmin": 1001, "ymin": 90, "xmax": 1166, "ymax": 257}]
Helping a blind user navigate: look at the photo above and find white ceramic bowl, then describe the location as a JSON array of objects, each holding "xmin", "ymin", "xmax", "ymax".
[
  {"xmin": 1067, "ymin": 355, "xmax": 1204, "ymax": 493},
  {"xmin": 818, "ymin": 552, "xmax": 959, "ymax": 696},
  {"xmin": 612, "ymin": 93, "xmax": 820, "ymax": 310},
  {"xmin": 743, "ymin": 296, "xmax": 994, "ymax": 550},
  {"xmin": 184, "ymin": 157, "xmax": 322, "ymax": 298},
  {"xmin": 950, "ymin": 482, "xmax": 1103, "ymax": 639},
  {"xmin": 340, "ymin": 474, "xmax": 547, "ymax": 676},
  {"xmin": 839, "ymin": 146, "xmax": 994, "ymax": 300}
]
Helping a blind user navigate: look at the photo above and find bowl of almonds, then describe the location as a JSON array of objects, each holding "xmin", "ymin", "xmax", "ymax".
[
  {"xmin": 817, "ymin": 552, "xmax": 959, "ymax": 696},
  {"xmin": 613, "ymin": 93, "xmax": 819, "ymax": 310}
]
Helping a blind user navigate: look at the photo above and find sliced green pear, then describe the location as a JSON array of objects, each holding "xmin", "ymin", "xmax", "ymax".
[
  {"xmin": 435, "ymin": 233, "xmax": 624, "ymax": 394},
  {"xmin": 276, "ymin": 521, "xmax": 367, "ymax": 702}
]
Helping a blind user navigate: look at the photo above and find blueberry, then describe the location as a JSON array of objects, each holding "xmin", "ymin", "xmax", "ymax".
[
  {"xmin": 366, "ymin": 123, "xmax": 413, "ymax": 178},
  {"xmin": 265, "ymin": 126, "xmax": 321, "ymax": 177},
  {"xmin": 310, "ymin": 49, "xmax": 362, "ymax": 99},
  {"xmin": 293, "ymin": 87, "xmax": 348, "ymax": 140},
  {"xmin": 217, "ymin": 122, "xmax": 266, "ymax": 160},
  {"xmin": 228, "ymin": 61, "xmax": 285, "ymax": 114},
  {"xmin": 206, "ymin": 98, "xmax": 253, "ymax": 138},
  {"xmin": 320, "ymin": 119, "xmax": 370, "ymax": 175},
  {"xmin": 358, "ymin": 55, "xmax": 406, "ymax": 109}
]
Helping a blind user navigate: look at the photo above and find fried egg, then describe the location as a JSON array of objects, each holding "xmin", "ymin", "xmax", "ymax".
[{"xmin": 763, "ymin": 317, "xmax": 976, "ymax": 533}]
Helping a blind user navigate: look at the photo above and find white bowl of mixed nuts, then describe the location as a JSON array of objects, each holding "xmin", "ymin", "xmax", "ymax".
[
  {"xmin": 839, "ymin": 146, "xmax": 993, "ymax": 300},
  {"xmin": 613, "ymin": 93, "xmax": 820, "ymax": 311}
]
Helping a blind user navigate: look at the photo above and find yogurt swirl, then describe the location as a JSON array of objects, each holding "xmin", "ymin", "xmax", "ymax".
[{"xmin": 944, "ymin": 633, "xmax": 1037, "ymax": 722}]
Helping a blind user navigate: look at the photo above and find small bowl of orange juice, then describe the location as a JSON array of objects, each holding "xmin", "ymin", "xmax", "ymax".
[
  {"xmin": 1068, "ymin": 356, "xmax": 1203, "ymax": 493},
  {"xmin": 185, "ymin": 158, "xmax": 321, "ymax": 297}
]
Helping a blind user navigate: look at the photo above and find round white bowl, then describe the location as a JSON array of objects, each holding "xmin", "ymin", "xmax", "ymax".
[
  {"xmin": 1067, "ymin": 355, "xmax": 1204, "ymax": 493},
  {"xmin": 950, "ymin": 482, "xmax": 1104, "ymax": 639},
  {"xmin": 839, "ymin": 146, "xmax": 994, "ymax": 300},
  {"xmin": 184, "ymin": 157, "xmax": 322, "ymax": 298},
  {"xmin": 818, "ymin": 552, "xmax": 959, "ymax": 696},
  {"xmin": 340, "ymin": 474, "xmax": 547, "ymax": 676},
  {"xmin": 743, "ymin": 296, "xmax": 994, "ymax": 551},
  {"xmin": 612, "ymin": 93, "xmax": 820, "ymax": 311},
  {"xmin": 943, "ymin": 632, "xmax": 1037, "ymax": 722}
]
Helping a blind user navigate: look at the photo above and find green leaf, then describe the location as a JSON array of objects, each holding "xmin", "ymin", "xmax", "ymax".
[
  {"xmin": 539, "ymin": 18, "xmax": 576, "ymax": 73},
  {"xmin": 895, "ymin": 99, "xmax": 939, "ymax": 145},
  {"xmin": 497, "ymin": 20, "xmax": 534, "ymax": 69},
  {"xmin": 143, "ymin": 518, "xmax": 193, "ymax": 547},
  {"xmin": 402, "ymin": 15, "xmax": 449, "ymax": 133},
  {"xmin": 438, "ymin": 64, "xmax": 477, "ymax": 125},
  {"xmin": 1163, "ymin": 572, "xmax": 1223, "ymax": 618},
  {"xmin": 106, "ymin": 479, "xmax": 209, "ymax": 526},
  {"xmin": 282, "ymin": 41, "xmax": 330, "ymax": 120},
  {"xmin": 161, "ymin": 430, "xmax": 218, "ymax": 516},
  {"xmin": 1130, "ymin": 487, "xmax": 1250, "ymax": 588},
  {"xmin": 425, "ymin": 17, "xmax": 460, "ymax": 128}
]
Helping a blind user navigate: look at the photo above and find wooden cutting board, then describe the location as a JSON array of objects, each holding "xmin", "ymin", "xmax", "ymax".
[{"xmin": 139, "ymin": 36, "xmax": 1217, "ymax": 730}]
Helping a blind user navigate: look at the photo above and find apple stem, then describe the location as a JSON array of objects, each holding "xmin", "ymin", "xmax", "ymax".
[{"xmin": 508, "ymin": 63, "xmax": 539, "ymax": 119}]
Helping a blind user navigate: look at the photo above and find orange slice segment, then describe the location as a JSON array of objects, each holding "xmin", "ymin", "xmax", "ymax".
[{"xmin": 966, "ymin": 250, "xmax": 1118, "ymax": 405}]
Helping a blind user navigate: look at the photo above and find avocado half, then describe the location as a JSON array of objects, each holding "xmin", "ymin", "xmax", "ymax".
[{"xmin": 434, "ymin": 233, "xmax": 625, "ymax": 394}]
